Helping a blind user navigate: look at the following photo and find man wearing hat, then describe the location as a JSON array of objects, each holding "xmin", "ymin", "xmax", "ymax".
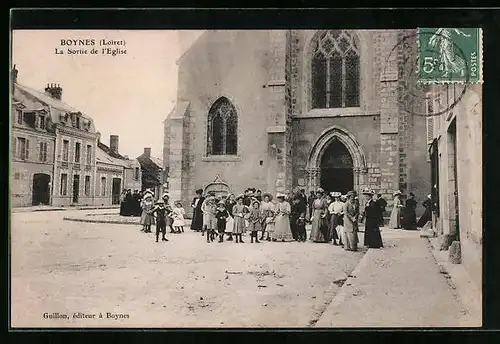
[
  {"xmin": 361, "ymin": 188, "xmax": 383, "ymax": 248},
  {"xmin": 290, "ymin": 188, "xmax": 307, "ymax": 241}
]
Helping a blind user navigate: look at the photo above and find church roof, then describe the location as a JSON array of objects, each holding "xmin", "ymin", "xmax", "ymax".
[{"xmin": 165, "ymin": 101, "xmax": 189, "ymax": 121}]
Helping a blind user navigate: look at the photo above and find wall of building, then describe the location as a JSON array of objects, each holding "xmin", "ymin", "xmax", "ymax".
[
  {"xmin": 52, "ymin": 128, "xmax": 98, "ymax": 207},
  {"xmin": 94, "ymin": 167, "xmax": 123, "ymax": 206},
  {"xmin": 123, "ymin": 165, "xmax": 142, "ymax": 191},
  {"xmin": 456, "ymin": 85, "xmax": 482, "ymax": 288},
  {"xmin": 177, "ymin": 30, "xmax": 275, "ymax": 206},
  {"xmin": 11, "ymin": 129, "xmax": 56, "ymax": 207}
]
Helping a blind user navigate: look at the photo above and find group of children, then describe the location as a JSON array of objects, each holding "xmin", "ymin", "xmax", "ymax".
[
  {"xmin": 199, "ymin": 191, "xmax": 302, "ymax": 244},
  {"xmin": 138, "ymin": 190, "xmax": 187, "ymax": 243}
]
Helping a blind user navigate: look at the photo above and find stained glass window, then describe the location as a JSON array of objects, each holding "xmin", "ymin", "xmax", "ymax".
[
  {"xmin": 311, "ymin": 30, "xmax": 360, "ymax": 109},
  {"xmin": 207, "ymin": 97, "xmax": 238, "ymax": 156}
]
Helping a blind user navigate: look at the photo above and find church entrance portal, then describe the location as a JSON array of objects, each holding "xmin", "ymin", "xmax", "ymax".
[{"xmin": 319, "ymin": 138, "xmax": 354, "ymax": 195}]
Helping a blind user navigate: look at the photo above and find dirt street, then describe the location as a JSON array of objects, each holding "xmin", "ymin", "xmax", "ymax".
[{"xmin": 11, "ymin": 210, "xmax": 366, "ymax": 328}]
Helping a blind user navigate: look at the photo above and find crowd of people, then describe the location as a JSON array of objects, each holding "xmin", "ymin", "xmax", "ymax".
[
  {"xmin": 121, "ymin": 185, "xmax": 433, "ymax": 247},
  {"xmin": 189, "ymin": 187, "xmax": 387, "ymax": 251}
]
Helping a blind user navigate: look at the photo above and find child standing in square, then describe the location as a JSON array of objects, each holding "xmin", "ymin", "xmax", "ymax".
[
  {"xmin": 216, "ymin": 201, "xmax": 229, "ymax": 243},
  {"xmin": 172, "ymin": 201, "xmax": 186, "ymax": 233},
  {"xmin": 248, "ymin": 200, "xmax": 263, "ymax": 243},
  {"xmin": 149, "ymin": 200, "xmax": 169, "ymax": 243},
  {"xmin": 296, "ymin": 212, "xmax": 307, "ymax": 242}
]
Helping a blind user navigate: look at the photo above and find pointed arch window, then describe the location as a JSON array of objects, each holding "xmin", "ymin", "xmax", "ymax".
[
  {"xmin": 207, "ymin": 97, "xmax": 238, "ymax": 156},
  {"xmin": 311, "ymin": 30, "xmax": 360, "ymax": 109}
]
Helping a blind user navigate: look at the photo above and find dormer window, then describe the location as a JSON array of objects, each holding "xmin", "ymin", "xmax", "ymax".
[
  {"xmin": 39, "ymin": 115, "xmax": 46, "ymax": 130},
  {"xmin": 16, "ymin": 110, "xmax": 23, "ymax": 125},
  {"xmin": 76, "ymin": 115, "xmax": 80, "ymax": 129}
]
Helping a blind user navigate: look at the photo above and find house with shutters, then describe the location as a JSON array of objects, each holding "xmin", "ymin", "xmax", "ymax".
[{"xmin": 10, "ymin": 66, "xmax": 142, "ymax": 207}]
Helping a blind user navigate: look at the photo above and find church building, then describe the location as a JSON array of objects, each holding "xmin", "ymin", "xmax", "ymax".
[{"xmin": 164, "ymin": 29, "xmax": 431, "ymax": 215}]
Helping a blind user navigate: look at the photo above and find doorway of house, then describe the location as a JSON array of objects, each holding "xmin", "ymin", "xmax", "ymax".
[
  {"xmin": 112, "ymin": 178, "xmax": 121, "ymax": 205},
  {"xmin": 72, "ymin": 174, "xmax": 80, "ymax": 204},
  {"xmin": 32, "ymin": 173, "xmax": 51, "ymax": 205},
  {"xmin": 320, "ymin": 138, "xmax": 354, "ymax": 195}
]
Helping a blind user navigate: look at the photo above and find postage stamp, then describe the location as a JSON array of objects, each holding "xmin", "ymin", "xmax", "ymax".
[{"xmin": 418, "ymin": 28, "xmax": 482, "ymax": 84}]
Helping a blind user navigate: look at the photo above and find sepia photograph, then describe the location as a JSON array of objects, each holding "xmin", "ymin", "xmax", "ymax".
[{"xmin": 10, "ymin": 26, "xmax": 482, "ymax": 328}]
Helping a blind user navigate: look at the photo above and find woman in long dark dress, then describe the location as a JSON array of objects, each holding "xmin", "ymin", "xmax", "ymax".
[
  {"xmin": 190, "ymin": 189, "xmax": 205, "ymax": 232},
  {"xmin": 123, "ymin": 189, "xmax": 134, "ymax": 216},
  {"xmin": 362, "ymin": 189, "xmax": 384, "ymax": 248},
  {"xmin": 417, "ymin": 194, "xmax": 433, "ymax": 228},
  {"xmin": 403, "ymin": 192, "xmax": 418, "ymax": 230},
  {"xmin": 119, "ymin": 189, "xmax": 127, "ymax": 216}
]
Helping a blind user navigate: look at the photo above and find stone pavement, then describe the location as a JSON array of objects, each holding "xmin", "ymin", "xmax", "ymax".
[{"xmin": 314, "ymin": 228, "xmax": 481, "ymax": 327}]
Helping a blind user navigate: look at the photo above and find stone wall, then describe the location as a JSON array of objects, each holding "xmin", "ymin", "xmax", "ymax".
[
  {"xmin": 378, "ymin": 30, "xmax": 400, "ymax": 202},
  {"xmin": 175, "ymin": 30, "xmax": 276, "ymax": 200}
]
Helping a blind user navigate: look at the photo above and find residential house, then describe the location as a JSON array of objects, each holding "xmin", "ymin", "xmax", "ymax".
[
  {"xmin": 137, "ymin": 148, "xmax": 164, "ymax": 199},
  {"xmin": 11, "ymin": 66, "xmax": 142, "ymax": 207}
]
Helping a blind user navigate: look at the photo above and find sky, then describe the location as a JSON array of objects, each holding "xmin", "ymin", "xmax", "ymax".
[{"xmin": 12, "ymin": 30, "xmax": 204, "ymax": 159}]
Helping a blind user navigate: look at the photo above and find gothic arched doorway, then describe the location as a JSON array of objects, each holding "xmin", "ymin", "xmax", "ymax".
[
  {"xmin": 32, "ymin": 173, "xmax": 51, "ymax": 205},
  {"xmin": 320, "ymin": 138, "xmax": 354, "ymax": 194}
]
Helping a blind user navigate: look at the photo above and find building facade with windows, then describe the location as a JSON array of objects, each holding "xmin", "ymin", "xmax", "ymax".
[
  {"xmin": 164, "ymin": 29, "xmax": 431, "ymax": 216},
  {"xmin": 11, "ymin": 67, "xmax": 142, "ymax": 207},
  {"xmin": 11, "ymin": 75, "xmax": 57, "ymax": 207},
  {"xmin": 427, "ymin": 82, "xmax": 482, "ymax": 288}
]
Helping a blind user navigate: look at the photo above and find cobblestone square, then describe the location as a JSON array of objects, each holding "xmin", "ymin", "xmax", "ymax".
[{"xmin": 11, "ymin": 210, "xmax": 366, "ymax": 328}]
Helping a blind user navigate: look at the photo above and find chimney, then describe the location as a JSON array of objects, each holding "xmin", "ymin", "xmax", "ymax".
[
  {"xmin": 144, "ymin": 147, "xmax": 151, "ymax": 158},
  {"xmin": 11, "ymin": 65, "xmax": 18, "ymax": 85},
  {"xmin": 44, "ymin": 83, "xmax": 62, "ymax": 100},
  {"xmin": 110, "ymin": 135, "xmax": 119, "ymax": 154}
]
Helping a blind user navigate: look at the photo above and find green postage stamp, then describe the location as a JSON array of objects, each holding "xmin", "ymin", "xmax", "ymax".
[{"xmin": 418, "ymin": 28, "xmax": 482, "ymax": 83}]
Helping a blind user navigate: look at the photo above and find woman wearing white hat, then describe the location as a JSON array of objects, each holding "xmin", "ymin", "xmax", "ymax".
[
  {"xmin": 271, "ymin": 193, "xmax": 294, "ymax": 242},
  {"xmin": 309, "ymin": 188, "xmax": 329, "ymax": 243},
  {"xmin": 140, "ymin": 192, "xmax": 156, "ymax": 233},
  {"xmin": 388, "ymin": 190, "xmax": 403, "ymax": 229}
]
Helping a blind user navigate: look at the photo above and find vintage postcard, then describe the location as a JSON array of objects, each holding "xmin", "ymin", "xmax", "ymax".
[{"xmin": 10, "ymin": 28, "xmax": 482, "ymax": 328}]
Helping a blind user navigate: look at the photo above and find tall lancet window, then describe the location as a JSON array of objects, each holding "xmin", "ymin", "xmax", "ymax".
[
  {"xmin": 311, "ymin": 30, "xmax": 360, "ymax": 109},
  {"xmin": 207, "ymin": 97, "xmax": 238, "ymax": 156}
]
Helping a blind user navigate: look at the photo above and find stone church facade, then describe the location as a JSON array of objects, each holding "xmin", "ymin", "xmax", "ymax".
[{"xmin": 164, "ymin": 29, "xmax": 430, "ymax": 215}]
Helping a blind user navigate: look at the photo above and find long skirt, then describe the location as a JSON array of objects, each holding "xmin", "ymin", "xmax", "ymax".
[
  {"xmin": 388, "ymin": 207, "xmax": 401, "ymax": 229},
  {"xmin": 233, "ymin": 216, "xmax": 246, "ymax": 234},
  {"xmin": 417, "ymin": 208, "xmax": 432, "ymax": 228},
  {"xmin": 119, "ymin": 201, "xmax": 126, "ymax": 216},
  {"xmin": 403, "ymin": 210, "xmax": 417, "ymax": 230},
  {"xmin": 342, "ymin": 230, "xmax": 358, "ymax": 251},
  {"xmin": 328, "ymin": 214, "xmax": 342, "ymax": 241},
  {"xmin": 140, "ymin": 211, "xmax": 155, "ymax": 226},
  {"xmin": 272, "ymin": 214, "xmax": 294, "ymax": 241},
  {"xmin": 364, "ymin": 220, "xmax": 384, "ymax": 248},
  {"xmin": 190, "ymin": 208, "xmax": 204, "ymax": 230},
  {"xmin": 203, "ymin": 213, "xmax": 217, "ymax": 230},
  {"xmin": 225, "ymin": 216, "xmax": 234, "ymax": 233},
  {"xmin": 310, "ymin": 210, "xmax": 328, "ymax": 242}
]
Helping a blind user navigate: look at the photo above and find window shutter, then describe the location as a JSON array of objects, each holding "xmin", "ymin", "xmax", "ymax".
[
  {"xmin": 12, "ymin": 136, "xmax": 17, "ymax": 157},
  {"xmin": 426, "ymin": 116, "xmax": 434, "ymax": 144},
  {"xmin": 25, "ymin": 139, "xmax": 30, "ymax": 160}
]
